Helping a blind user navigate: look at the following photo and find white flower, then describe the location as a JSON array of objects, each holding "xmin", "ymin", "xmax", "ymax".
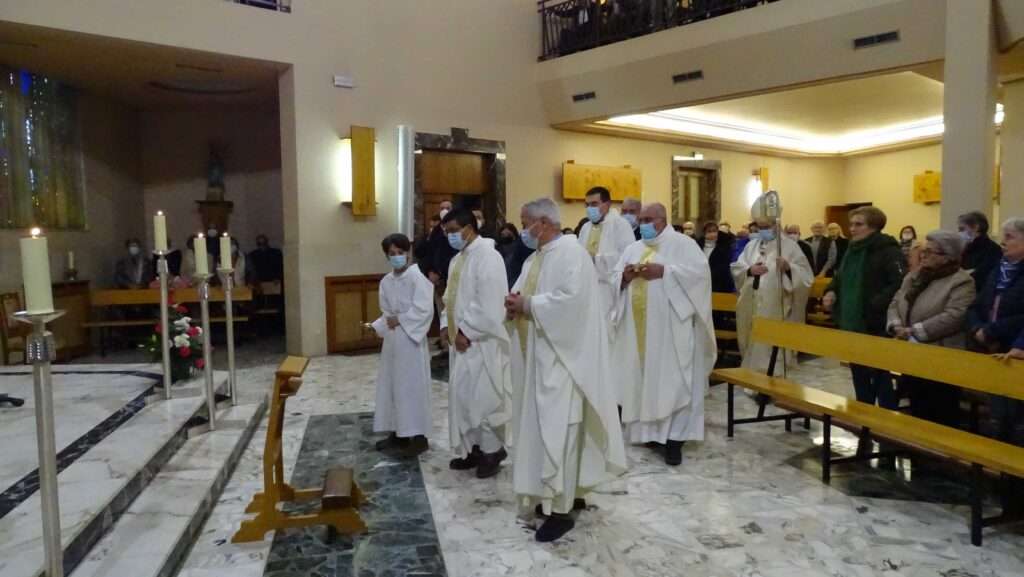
[
  {"xmin": 173, "ymin": 335, "xmax": 190, "ymax": 348},
  {"xmin": 173, "ymin": 319, "xmax": 189, "ymax": 330},
  {"xmin": 167, "ymin": 339, "xmax": 175, "ymax": 349}
]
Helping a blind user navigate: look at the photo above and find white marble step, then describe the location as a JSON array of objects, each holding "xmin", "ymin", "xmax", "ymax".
[
  {"xmin": 0, "ymin": 373, "xmax": 227, "ymax": 577},
  {"xmin": 68, "ymin": 401, "xmax": 265, "ymax": 577}
]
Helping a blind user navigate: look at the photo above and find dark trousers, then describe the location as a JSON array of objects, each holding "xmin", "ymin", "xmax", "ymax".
[
  {"xmin": 990, "ymin": 395, "xmax": 1023, "ymax": 444},
  {"xmin": 850, "ymin": 364, "xmax": 898, "ymax": 409},
  {"xmin": 903, "ymin": 376, "xmax": 960, "ymax": 427}
]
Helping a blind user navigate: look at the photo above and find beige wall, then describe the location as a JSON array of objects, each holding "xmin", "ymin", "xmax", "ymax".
[
  {"xmin": 842, "ymin": 144, "xmax": 943, "ymax": 235},
  {"xmin": 140, "ymin": 105, "xmax": 283, "ymax": 254},
  {"xmin": 0, "ymin": 92, "xmax": 143, "ymax": 293}
]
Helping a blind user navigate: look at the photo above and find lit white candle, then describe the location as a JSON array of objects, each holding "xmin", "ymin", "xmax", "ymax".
[
  {"xmin": 67, "ymin": 250, "xmax": 75, "ymax": 270},
  {"xmin": 154, "ymin": 211, "xmax": 168, "ymax": 253},
  {"xmin": 194, "ymin": 233, "xmax": 208, "ymax": 275},
  {"xmin": 20, "ymin": 228, "xmax": 55, "ymax": 314},
  {"xmin": 220, "ymin": 233, "xmax": 232, "ymax": 270}
]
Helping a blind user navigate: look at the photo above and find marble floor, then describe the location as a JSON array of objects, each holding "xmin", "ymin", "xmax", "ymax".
[{"xmin": 177, "ymin": 352, "xmax": 1024, "ymax": 577}]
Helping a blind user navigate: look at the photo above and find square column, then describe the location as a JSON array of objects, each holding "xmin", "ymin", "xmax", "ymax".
[{"xmin": 941, "ymin": 0, "xmax": 998, "ymax": 227}]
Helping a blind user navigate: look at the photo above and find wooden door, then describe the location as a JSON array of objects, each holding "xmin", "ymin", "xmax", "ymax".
[
  {"xmin": 418, "ymin": 150, "xmax": 492, "ymax": 234},
  {"xmin": 673, "ymin": 168, "xmax": 717, "ymax": 225},
  {"xmin": 325, "ymin": 274, "xmax": 385, "ymax": 353}
]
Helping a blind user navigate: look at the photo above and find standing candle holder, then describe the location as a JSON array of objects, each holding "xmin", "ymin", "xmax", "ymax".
[
  {"xmin": 217, "ymin": 267, "xmax": 237, "ymax": 406},
  {"xmin": 155, "ymin": 251, "xmax": 172, "ymax": 400},
  {"xmin": 14, "ymin": 310, "xmax": 67, "ymax": 577},
  {"xmin": 194, "ymin": 273, "xmax": 217, "ymax": 431}
]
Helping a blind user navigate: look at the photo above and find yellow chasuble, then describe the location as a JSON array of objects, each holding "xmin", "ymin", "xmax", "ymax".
[
  {"xmin": 586, "ymin": 223, "xmax": 602, "ymax": 257},
  {"xmin": 630, "ymin": 245, "xmax": 658, "ymax": 364},
  {"xmin": 517, "ymin": 251, "xmax": 545, "ymax": 355},
  {"xmin": 445, "ymin": 253, "xmax": 466, "ymax": 342}
]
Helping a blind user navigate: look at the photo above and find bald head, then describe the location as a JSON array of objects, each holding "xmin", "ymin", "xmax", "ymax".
[
  {"xmin": 639, "ymin": 203, "xmax": 668, "ymax": 236},
  {"xmin": 621, "ymin": 197, "xmax": 642, "ymax": 213}
]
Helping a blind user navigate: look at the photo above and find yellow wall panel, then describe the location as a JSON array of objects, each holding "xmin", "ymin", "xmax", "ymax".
[
  {"xmin": 562, "ymin": 162, "xmax": 642, "ymax": 201},
  {"xmin": 351, "ymin": 125, "xmax": 376, "ymax": 216}
]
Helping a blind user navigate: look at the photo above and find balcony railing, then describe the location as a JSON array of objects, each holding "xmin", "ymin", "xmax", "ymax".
[
  {"xmin": 539, "ymin": 0, "xmax": 780, "ymax": 60},
  {"xmin": 231, "ymin": 0, "xmax": 291, "ymax": 13}
]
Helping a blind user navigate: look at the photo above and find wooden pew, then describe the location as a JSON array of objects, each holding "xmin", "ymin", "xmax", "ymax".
[
  {"xmin": 233, "ymin": 356, "xmax": 366, "ymax": 543},
  {"xmin": 711, "ymin": 292, "xmax": 740, "ymax": 372},
  {"xmin": 712, "ymin": 318, "xmax": 1024, "ymax": 546},
  {"xmin": 805, "ymin": 277, "xmax": 833, "ymax": 327}
]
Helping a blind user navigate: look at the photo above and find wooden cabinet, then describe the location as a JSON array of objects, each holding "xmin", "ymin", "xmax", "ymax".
[{"xmin": 325, "ymin": 275, "xmax": 385, "ymax": 354}]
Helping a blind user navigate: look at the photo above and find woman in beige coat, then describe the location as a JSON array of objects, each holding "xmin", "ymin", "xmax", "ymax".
[{"xmin": 887, "ymin": 230, "xmax": 976, "ymax": 426}]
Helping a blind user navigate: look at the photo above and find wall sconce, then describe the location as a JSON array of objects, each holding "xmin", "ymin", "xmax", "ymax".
[
  {"xmin": 337, "ymin": 126, "xmax": 377, "ymax": 216},
  {"xmin": 746, "ymin": 167, "xmax": 769, "ymax": 209}
]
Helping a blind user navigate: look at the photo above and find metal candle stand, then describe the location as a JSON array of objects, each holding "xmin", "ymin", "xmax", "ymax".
[
  {"xmin": 217, "ymin": 267, "xmax": 238, "ymax": 405},
  {"xmin": 194, "ymin": 273, "xmax": 217, "ymax": 431},
  {"xmin": 155, "ymin": 251, "xmax": 172, "ymax": 400},
  {"xmin": 14, "ymin": 310, "xmax": 67, "ymax": 577}
]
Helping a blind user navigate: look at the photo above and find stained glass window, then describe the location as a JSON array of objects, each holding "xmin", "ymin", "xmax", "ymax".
[{"xmin": 0, "ymin": 67, "xmax": 86, "ymax": 229}]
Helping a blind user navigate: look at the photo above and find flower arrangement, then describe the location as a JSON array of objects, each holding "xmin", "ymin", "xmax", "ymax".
[{"xmin": 147, "ymin": 291, "xmax": 204, "ymax": 382}]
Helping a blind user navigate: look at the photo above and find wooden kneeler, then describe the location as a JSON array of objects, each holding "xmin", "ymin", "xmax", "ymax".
[{"xmin": 232, "ymin": 356, "xmax": 367, "ymax": 543}]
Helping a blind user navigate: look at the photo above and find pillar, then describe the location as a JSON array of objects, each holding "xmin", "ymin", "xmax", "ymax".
[
  {"xmin": 941, "ymin": 0, "xmax": 998, "ymax": 228},
  {"xmin": 1000, "ymin": 80, "xmax": 1024, "ymax": 220}
]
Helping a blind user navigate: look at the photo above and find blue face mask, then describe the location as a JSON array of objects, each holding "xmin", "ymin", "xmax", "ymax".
[
  {"xmin": 520, "ymin": 227, "xmax": 538, "ymax": 250},
  {"xmin": 447, "ymin": 232, "xmax": 466, "ymax": 251},
  {"xmin": 586, "ymin": 206, "xmax": 603, "ymax": 224},
  {"xmin": 639, "ymin": 223, "xmax": 658, "ymax": 241},
  {"xmin": 389, "ymin": 254, "xmax": 407, "ymax": 269},
  {"xmin": 959, "ymin": 230, "xmax": 974, "ymax": 244},
  {"xmin": 623, "ymin": 213, "xmax": 638, "ymax": 228},
  {"xmin": 758, "ymin": 229, "xmax": 776, "ymax": 242}
]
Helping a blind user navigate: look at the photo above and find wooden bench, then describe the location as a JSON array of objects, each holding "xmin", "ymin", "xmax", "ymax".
[
  {"xmin": 710, "ymin": 292, "xmax": 740, "ymax": 373},
  {"xmin": 233, "ymin": 356, "xmax": 366, "ymax": 543},
  {"xmin": 805, "ymin": 277, "xmax": 834, "ymax": 327},
  {"xmin": 712, "ymin": 318, "xmax": 1024, "ymax": 546}
]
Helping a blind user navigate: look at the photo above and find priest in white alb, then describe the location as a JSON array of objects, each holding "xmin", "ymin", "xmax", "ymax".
[
  {"xmin": 372, "ymin": 233, "xmax": 435, "ymax": 457},
  {"xmin": 731, "ymin": 215, "xmax": 814, "ymax": 372},
  {"xmin": 506, "ymin": 198, "xmax": 626, "ymax": 543},
  {"xmin": 439, "ymin": 209, "xmax": 513, "ymax": 479},
  {"xmin": 610, "ymin": 203, "xmax": 716, "ymax": 466}
]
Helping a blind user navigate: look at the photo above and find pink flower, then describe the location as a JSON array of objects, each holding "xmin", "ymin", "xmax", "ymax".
[
  {"xmin": 178, "ymin": 346, "xmax": 192, "ymax": 358},
  {"xmin": 194, "ymin": 358, "xmax": 205, "ymax": 370}
]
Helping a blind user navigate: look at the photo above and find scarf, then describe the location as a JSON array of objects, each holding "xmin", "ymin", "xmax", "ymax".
[
  {"xmin": 836, "ymin": 232, "xmax": 887, "ymax": 332},
  {"xmin": 903, "ymin": 260, "xmax": 960, "ymax": 322},
  {"xmin": 995, "ymin": 258, "xmax": 1021, "ymax": 293}
]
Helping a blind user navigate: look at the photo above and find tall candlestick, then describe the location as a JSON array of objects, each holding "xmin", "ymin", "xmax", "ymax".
[
  {"xmin": 20, "ymin": 228, "xmax": 54, "ymax": 314},
  {"xmin": 220, "ymin": 233, "xmax": 232, "ymax": 270},
  {"xmin": 67, "ymin": 251, "xmax": 75, "ymax": 271},
  {"xmin": 154, "ymin": 211, "xmax": 168, "ymax": 253},
  {"xmin": 194, "ymin": 233, "xmax": 208, "ymax": 275}
]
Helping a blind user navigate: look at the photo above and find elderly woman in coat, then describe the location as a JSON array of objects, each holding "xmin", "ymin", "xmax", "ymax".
[{"xmin": 887, "ymin": 230, "xmax": 976, "ymax": 426}]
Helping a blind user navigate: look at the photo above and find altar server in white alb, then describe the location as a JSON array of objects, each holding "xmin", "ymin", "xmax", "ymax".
[
  {"xmin": 439, "ymin": 209, "xmax": 513, "ymax": 479},
  {"xmin": 371, "ymin": 233, "xmax": 435, "ymax": 457},
  {"xmin": 610, "ymin": 203, "xmax": 716, "ymax": 466},
  {"xmin": 506, "ymin": 198, "xmax": 626, "ymax": 543},
  {"xmin": 731, "ymin": 216, "xmax": 814, "ymax": 372},
  {"xmin": 577, "ymin": 186, "xmax": 638, "ymax": 404}
]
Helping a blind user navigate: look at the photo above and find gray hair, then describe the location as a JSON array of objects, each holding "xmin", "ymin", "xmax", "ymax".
[
  {"xmin": 523, "ymin": 198, "xmax": 561, "ymax": 226},
  {"xmin": 1002, "ymin": 217, "xmax": 1024, "ymax": 236},
  {"xmin": 622, "ymin": 197, "xmax": 642, "ymax": 210},
  {"xmin": 925, "ymin": 230, "xmax": 964, "ymax": 259}
]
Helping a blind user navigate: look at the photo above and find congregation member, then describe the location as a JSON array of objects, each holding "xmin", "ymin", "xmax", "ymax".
[
  {"xmin": 827, "ymin": 222, "xmax": 849, "ymax": 268},
  {"xmin": 506, "ymin": 198, "xmax": 626, "ymax": 543},
  {"xmin": 732, "ymin": 216, "xmax": 813, "ymax": 371},
  {"xmin": 426, "ymin": 200, "xmax": 457, "ymax": 286},
  {"xmin": 785, "ymin": 224, "xmax": 814, "ymax": 269},
  {"xmin": 898, "ymin": 225, "xmax": 922, "ymax": 272},
  {"xmin": 439, "ymin": 210, "xmax": 513, "ymax": 479},
  {"xmin": 371, "ymin": 233, "xmax": 434, "ymax": 457},
  {"xmin": 180, "ymin": 234, "xmax": 202, "ymax": 281},
  {"xmin": 699, "ymin": 221, "xmax": 735, "ymax": 293},
  {"xmin": 225, "ymin": 237, "xmax": 247, "ymax": 287},
  {"xmin": 621, "ymin": 197, "xmax": 642, "ymax": 240},
  {"xmin": 248, "ymin": 234, "xmax": 284, "ymax": 284},
  {"xmin": 784, "ymin": 224, "xmax": 814, "ymax": 326},
  {"xmin": 886, "ymin": 231, "xmax": 975, "ymax": 426},
  {"xmin": 959, "ymin": 210, "xmax": 1004, "ymax": 292},
  {"xmin": 115, "ymin": 238, "xmax": 154, "ymax": 289},
  {"xmin": 822, "ymin": 207, "xmax": 905, "ymax": 414},
  {"xmin": 496, "ymin": 222, "xmax": 533, "ymax": 287},
  {"xmin": 967, "ymin": 217, "xmax": 1024, "ymax": 443},
  {"xmin": 151, "ymin": 237, "xmax": 182, "ymax": 278},
  {"xmin": 681, "ymin": 221, "xmax": 696, "ymax": 237},
  {"xmin": 804, "ymin": 221, "xmax": 838, "ymax": 277},
  {"xmin": 610, "ymin": 203, "xmax": 715, "ymax": 466},
  {"xmin": 730, "ymin": 226, "xmax": 751, "ymax": 263}
]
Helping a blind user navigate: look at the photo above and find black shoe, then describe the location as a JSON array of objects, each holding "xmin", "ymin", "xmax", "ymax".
[
  {"xmin": 397, "ymin": 435, "xmax": 429, "ymax": 457},
  {"xmin": 536, "ymin": 513, "xmax": 575, "ymax": 542},
  {"xmin": 665, "ymin": 440, "xmax": 685, "ymax": 466},
  {"xmin": 645, "ymin": 441, "xmax": 664, "ymax": 450},
  {"xmin": 375, "ymin": 433, "xmax": 406, "ymax": 451},
  {"xmin": 534, "ymin": 498, "xmax": 586, "ymax": 516},
  {"xmin": 449, "ymin": 445, "xmax": 482, "ymax": 470},
  {"xmin": 475, "ymin": 447, "xmax": 508, "ymax": 479}
]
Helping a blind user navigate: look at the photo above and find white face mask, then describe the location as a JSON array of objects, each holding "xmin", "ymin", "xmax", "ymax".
[
  {"xmin": 476, "ymin": 219, "xmax": 484, "ymax": 229},
  {"xmin": 787, "ymin": 233, "xmax": 801, "ymax": 241},
  {"xmin": 128, "ymin": 246, "xmax": 140, "ymax": 256},
  {"xmin": 439, "ymin": 209, "xmax": 450, "ymax": 220}
]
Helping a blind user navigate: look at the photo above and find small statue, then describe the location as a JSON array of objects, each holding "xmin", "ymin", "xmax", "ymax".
[{"xmin": 207, "ymin": 144, "xmax": 226, "ymax": 201}]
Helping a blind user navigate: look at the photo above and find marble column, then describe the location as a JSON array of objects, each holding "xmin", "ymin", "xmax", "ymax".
[
  {"xmin": 1000, "ymin": 80, "xmax": 1024, "ymax": 221},
  {"xmin": 941, "ymin": 0, "xmax": 998, "ymax": 228}
]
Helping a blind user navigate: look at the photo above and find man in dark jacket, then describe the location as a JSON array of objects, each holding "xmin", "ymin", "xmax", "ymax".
[
  {"xmin": 823, "ymin": 207, "xmax": 905, "ymax": 412},
  {"xmin": 699, "ymin": 221, "xmax": 735, "ymax": 293},
  {"xmin": 959, "ymin": 211, "xmax": 1003, "ymax": 292},
  {"xmin": 621, "ymin": 197, "xmax": 642, "ymax": 240},
  {"xmin": 804, "ymin": 221, "xmax": 837, "ymax": 277}
]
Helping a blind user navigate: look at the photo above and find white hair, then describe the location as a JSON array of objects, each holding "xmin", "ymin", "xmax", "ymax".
[
  {"xmin": 1003, "ymin": 217, "xmax": 1024, "ymax": 236},
  {"xmin": 622, "ymin": 197, "xmax": 642, "ymax": 209},
  {"xmin": 523, "ymin": 198, "xmax": 561, "ymax": 226}
]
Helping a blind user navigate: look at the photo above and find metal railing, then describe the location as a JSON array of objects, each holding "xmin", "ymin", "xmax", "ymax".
[
  {"xmin": 539, "ymin": 0, "xmax": 780, "ymax": 60},
  {"xmin": 231, "ymin": 0, "xmax": 291, "ymax": 13}
]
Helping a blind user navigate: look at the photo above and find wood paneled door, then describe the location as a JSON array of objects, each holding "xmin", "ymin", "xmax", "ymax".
[
  {"xmin": 418, "ymin": 150, "xmax": 492, "ymax": 234},
  {"xmin": 325, "ymin": 274, "xmax": 385, "ymax": 354}
]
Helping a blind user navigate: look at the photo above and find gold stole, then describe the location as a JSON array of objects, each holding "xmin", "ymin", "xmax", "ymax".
[
  {"xmin": 517, "ymin": 251, "xmax": 545, "ymax": 355},
  {"xmin": 631, "ymin": 245, "xmax": 658, "ymax": 364},
  {"xmin": 445, "ymin": 253, "xmax": 466, "ymax": 342},
  {"xmin": 586, "ymin": 224, "xmax": 602, "ymax": 257}
]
